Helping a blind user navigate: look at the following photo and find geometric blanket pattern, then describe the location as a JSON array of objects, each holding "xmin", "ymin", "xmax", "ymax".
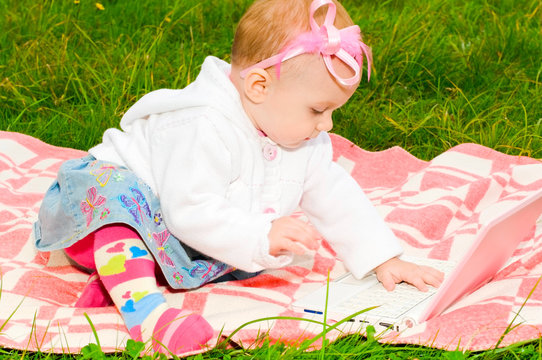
[{"xmin": 0, "ymin": 131, "xmax": 541, "ymax": 355}]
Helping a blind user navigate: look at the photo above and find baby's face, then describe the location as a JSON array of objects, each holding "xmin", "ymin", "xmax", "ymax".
[{"xmin": 253, "ymin": 55, "xmax": 358, "ymax": 149}]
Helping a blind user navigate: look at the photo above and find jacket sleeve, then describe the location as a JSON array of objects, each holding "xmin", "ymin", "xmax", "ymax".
[
  {"xmin": 300, "ymin": 133, "xmax": 403, "ymax": 279},
  {"xmin": 148, "ymin": 113, "xmax": 292, "ymax": 272}
]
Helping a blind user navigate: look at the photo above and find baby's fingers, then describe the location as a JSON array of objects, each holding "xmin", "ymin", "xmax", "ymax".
[
  {"xmin": 287, "ymin": 219, "xmax": 320, "ymax": 251},
  {"xmin": 408, "ymin": 276, "xmax": 429, "ymax": 292},
  {"xmin": 280, "ymin": 238, "xmax": 308, "ymax": 255},
  {"xmin": 407, "ymin": 266, "xmax": 444, "ymax": 291},
  {"xmin": 376, "ymin": 271, "xmax": 397, "ymax": 291},
  {"xmin": 420, "ymin": 266, "xmax": 445, "ymax": 288}
]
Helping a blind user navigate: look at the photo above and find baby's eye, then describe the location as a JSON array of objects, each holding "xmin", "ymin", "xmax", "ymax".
[{"xmin": 311, "ymin": 108, "xmax": 325, "ymax": 115}]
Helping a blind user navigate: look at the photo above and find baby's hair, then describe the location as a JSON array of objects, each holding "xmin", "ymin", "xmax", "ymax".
[{"xmin": 231, "ymin": 0, "xmax": 355, "ymax": 69}]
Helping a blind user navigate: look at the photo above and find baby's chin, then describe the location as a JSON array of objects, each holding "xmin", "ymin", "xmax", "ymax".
[{"xmin": 277, "ymin": 138, "xmax": 311, "ymax": 150}]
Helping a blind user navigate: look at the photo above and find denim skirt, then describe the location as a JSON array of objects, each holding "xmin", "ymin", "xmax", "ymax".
[{"xmin": 34, "ymin": 155, "xmax": 257, "ymax": 289}]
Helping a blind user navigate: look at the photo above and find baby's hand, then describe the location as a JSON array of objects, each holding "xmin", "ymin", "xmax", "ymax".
[
  {"xmin": 374, "ymin": 257, "xmax": 444, "ymax": 292},
  {"xmin": 268, "ymin": 216, "xmax": 320, "ymax": 256}
]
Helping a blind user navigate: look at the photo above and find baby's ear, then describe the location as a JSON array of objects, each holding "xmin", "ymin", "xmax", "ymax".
[{"xmin": 243, "ymin": 69, "xmax": 272, "ymax": 104}]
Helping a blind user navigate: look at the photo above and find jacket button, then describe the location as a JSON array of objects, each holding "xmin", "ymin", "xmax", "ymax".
[{"xmin": 262, "ymin": 144, "xmax": 277, "ymax": 161}]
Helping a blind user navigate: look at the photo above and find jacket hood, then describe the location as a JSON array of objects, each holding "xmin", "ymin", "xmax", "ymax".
[{"xmin": 120, "ymin": 56, "xmax": 249, "ymax": 133}]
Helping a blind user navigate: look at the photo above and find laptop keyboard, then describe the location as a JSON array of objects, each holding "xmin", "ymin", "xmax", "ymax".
[{"xmin": 335, "ymin": 258, "xmax": 456, "ymax": 319}]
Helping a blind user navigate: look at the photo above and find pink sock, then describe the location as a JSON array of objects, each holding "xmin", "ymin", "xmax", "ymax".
[
  {"xmin": 130, "ymin": 307, "xmax": 214, "ymax": 354},
  {"xmin": 93, "ymin": 225, "xmax": 213, "ymax": 354}
]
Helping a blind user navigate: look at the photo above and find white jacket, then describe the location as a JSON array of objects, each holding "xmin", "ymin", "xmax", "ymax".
[{"xmin": 90, "ymin": 56, "xmax": 402, "ymax": 278}]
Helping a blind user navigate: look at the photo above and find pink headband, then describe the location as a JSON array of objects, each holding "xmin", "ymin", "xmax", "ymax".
[{"xmin": 239, "ymin": 0, "xmax": 372, "ymax": 86}]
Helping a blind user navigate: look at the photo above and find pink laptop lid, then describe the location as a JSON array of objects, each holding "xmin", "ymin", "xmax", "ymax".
[{"xmin": 420, "ymin": 189, "xmax": 542, "ymax": 322}]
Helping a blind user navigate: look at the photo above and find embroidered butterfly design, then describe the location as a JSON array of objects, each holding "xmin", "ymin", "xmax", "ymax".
[
  {"xmin": 81, "ymin": 186, "xmax": 107, "ymax": 227},
  {"xmin": 152, "ymin": 230, "xmax": 175, "ymax": 268},
  {"xmin": 90, "ymin": 165, "xmax": 115, "ymax": 187},
  {"xmin": 118, "ymin": 184, "xmax": 152, "ymax": 225},
  {"xmin": 183, "ymin": 260, "xmax": 228, "ymax": 280}
]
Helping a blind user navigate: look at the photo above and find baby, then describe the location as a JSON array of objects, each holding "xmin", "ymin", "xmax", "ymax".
[{"xmin": 34, "ymin": 0, "xmax": 443, "ymax": 355}]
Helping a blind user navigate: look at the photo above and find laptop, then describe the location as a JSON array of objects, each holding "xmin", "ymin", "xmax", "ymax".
[{"xmin": 292, "ymin": 189, "xmax": 542, "ymax": 332}]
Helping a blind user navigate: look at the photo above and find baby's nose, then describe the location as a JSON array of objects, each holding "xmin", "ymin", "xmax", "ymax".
[{"xmin": 316, "ymin": 116, "xmax": 333, "ymax": 132}]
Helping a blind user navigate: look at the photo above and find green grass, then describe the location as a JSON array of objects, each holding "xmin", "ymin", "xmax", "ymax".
[
  {"xmin": 1, "ymin": 0, "xmax": 541, "ymax": 358},
  {"xmin": 2, "ymin": 0, "xmax": 540, "ymax": 158}
]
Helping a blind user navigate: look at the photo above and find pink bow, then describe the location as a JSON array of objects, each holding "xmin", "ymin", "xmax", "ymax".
[{"xmin": 240, "ymin": 0, "xmax": 372, "ymax": 86}]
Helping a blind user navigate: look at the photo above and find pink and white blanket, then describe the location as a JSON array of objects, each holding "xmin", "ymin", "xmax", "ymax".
[{"xmin": 1, "ymin": 131, "xmax": 541, "ymax": 355}]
